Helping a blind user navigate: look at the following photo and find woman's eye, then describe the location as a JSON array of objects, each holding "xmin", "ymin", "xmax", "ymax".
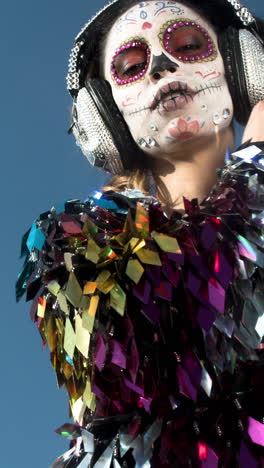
[
  {"xmin": 122, "ymin": 62, "xmax": 146, "ymax": 77},
  {"xmin": 111, "ymin": 43, "xmax": 151, "ymax": 85},
  {"xmin": 176, "ymin": 42, "xmax": 201, "ymax": 53},
  {"xmin": 162, "ymin": 22, "xmax": 215, "ymax": 62},
  {"xmin": 171, "ymin": 31, "xmax": 204, "ymax": 56}
]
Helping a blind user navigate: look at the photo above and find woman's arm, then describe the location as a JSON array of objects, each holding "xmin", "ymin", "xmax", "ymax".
[{"xmin": 242, "ymin": 101, "xmax": 264, "ymax": 143}]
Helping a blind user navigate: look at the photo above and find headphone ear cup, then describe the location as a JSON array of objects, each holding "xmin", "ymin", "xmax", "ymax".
[
  {"xmin": 239, "ymin": 28, "xmax": 264, "ymax": 108},
  {"xmin": 72, "ymin": 78, "xmax": 144, "ymax": 174},
  {"xmin": 72, "ymin": 86, "xmax": 122, "ymax": 173},
  {"xmin": 219, "ymin": 27, "xmax": 251, "ymax": 125},
  {"xmin": 219, "ymin": 26, "xmax": 264, "ymax": 125}
]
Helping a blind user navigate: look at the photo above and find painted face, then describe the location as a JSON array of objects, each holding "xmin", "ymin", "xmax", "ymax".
[{"xmin": 103, "ymin": 1, "xmax": 234, "ymax": 155}]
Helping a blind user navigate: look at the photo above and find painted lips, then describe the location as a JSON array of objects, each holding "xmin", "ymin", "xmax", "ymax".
[{"xmin": 151, "ymin": 81, "xmax": 196, "ymax": 113}]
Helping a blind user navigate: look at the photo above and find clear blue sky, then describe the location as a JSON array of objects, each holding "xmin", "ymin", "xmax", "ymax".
[{"xmin": 1, "ymin": 1, "xmax": 263, "ymax": 467}]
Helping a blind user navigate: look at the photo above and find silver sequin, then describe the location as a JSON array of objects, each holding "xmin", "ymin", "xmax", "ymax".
[
  {"xmin": 145, "ymin": 136, "xmax": 160, "ymax": 148},
  {"xmin": 213, "ymin": 113, "xmax": 222, "ymax": 125},
  {"xmin": 223, "ymin": 108, "xmax": 231, "ymax": 119}
]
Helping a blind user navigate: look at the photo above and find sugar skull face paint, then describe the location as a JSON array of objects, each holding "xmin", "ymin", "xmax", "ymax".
[{"xmin": 103, "ymin": 1, "xmax": 233, "ymax": 156}]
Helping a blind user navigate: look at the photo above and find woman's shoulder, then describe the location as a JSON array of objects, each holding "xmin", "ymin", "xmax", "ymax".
[{"xmin": 15, "ymin": 189, "xmax": 156, "ymax": 303}]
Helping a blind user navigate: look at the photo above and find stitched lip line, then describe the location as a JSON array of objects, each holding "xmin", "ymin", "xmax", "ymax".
[
  {"xmin": 151, "ymin": 81, "xmax": 196, "ymax": 110},
  {"xmin": 126, "ymin": 82, "xmax": 224, "ymax": 116}
]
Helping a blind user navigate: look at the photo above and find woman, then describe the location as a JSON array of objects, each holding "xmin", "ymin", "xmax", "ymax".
[{"xmin": 17, "ymin": 0, "xmax": 264, "ymax": 466}]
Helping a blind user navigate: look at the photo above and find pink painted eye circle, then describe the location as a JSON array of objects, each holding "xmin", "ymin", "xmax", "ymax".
[
  {"xmin": 163, "ymin": 22, "xmax": 215, "ymax": 62},
  {"xmin": 111, "ymin": 41, "xmax": 150, "ymax": 85}
]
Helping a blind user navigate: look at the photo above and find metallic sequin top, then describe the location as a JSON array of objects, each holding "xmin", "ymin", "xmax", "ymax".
[{"xmin": 17, "ymin": 143, "xmax": 264, "ymax": 467}]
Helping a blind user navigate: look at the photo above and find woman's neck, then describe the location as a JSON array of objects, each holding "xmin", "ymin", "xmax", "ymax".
[{"xmin": 150, "ymin": 126, "xmax": 234, "ymax": 211}]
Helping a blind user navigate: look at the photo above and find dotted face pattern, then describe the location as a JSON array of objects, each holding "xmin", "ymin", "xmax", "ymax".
[{"xmin": 111, "ymin": 19, "xmax": 217, "ymax": 86}]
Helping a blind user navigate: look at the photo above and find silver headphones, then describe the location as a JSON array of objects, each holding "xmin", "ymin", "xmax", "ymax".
[{"xmin": 67, "ymin": 0, "xmax": 264, "ymax": 174}]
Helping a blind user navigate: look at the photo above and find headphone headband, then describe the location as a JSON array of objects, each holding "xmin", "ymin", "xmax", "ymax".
[{"xmin": 226, "ymin": 0, "xmax": 254, "ymax": 26}]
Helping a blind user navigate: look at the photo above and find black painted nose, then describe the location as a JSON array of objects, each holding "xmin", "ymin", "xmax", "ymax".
[{"xmin": 149, "ymin": 53, "xmax": 179, "ymax": 79}]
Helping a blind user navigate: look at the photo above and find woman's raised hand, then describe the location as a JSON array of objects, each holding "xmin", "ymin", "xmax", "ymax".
[{"xmin": 242, "ymin": 101, "xmax": 264, "ymax": 144}]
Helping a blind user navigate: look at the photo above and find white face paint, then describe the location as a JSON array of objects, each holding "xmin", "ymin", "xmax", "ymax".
[{"xmin": 103, "ymin": 1, "xmax": 234, "ymax": 156}]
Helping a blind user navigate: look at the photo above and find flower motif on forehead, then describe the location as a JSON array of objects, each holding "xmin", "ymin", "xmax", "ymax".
[
  {"xmin": 111, "ymin": 37, "xmax": 151, "ymax": 86},
  {"xmin": 159, "ymin": 18, "xmax": 218, "ymax": 63}
]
